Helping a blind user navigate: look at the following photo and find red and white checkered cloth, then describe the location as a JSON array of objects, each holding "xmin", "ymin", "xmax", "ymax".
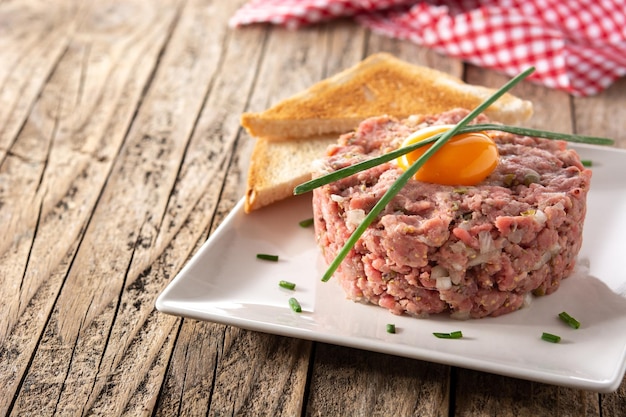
[{"xmin": 229, "ymin": 0, "xmax": 626, "ymax": 96}]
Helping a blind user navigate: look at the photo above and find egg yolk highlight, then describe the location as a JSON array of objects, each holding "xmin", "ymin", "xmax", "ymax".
[{"xmin": 396, "ymin": 124, "xmax": 499, "ymax": 186}]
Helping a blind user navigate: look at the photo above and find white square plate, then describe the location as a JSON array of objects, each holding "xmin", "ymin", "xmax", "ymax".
[{"xmin": 156, "ymin": 144, "xmax": 626, "ymax": 392}]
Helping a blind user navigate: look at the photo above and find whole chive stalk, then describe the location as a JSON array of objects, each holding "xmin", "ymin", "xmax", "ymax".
[
  {"xmin": 279, "ymin": 280, "xmax": 296, "ymax": 290},
  {"xmin": 386, "ymin": 324, "xmax": 396, "ymax": 334},
  {"xmin": 466, "ymin": 124, "xmax": 613, "ymax": 145},
  {"xmin": 293, "ymin": 124, "xmax": 612, "ymax": 195},
  {"xmin": 257, "ymin": 253, "xmax": 279, "ymax": 262},
  {"xmin": 433, "ymin": 331, "xmax": 463, "ymax": 339},
  {"xmin": 541, "ymin": 332, "xmax": 561, "ymax": 343},
  {"xmin": 288, "ymin": 297, "xmax": 302, "ymax": 313},
  {"xmin": 318, "ymin": 67, "xmax": 536, "ymax": 282},
  {"xmin": 299, "ymin": 217, "xmax": 314, "ymax": 227},
  {"xmin": 558, "ymin": 311, "xmax": 581, "ymax": 329}
]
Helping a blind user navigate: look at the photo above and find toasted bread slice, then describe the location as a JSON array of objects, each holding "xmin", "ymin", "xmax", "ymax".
[
  {"xmin": 245, "ymin": 135, "xmax": 337, "ymax": 213},
  {"xmin": 241, "ymin": 52, "xmax": 533, "ymax": 140}
]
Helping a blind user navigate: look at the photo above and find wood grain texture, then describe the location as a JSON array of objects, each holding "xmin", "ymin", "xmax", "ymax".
[
  {"xmin": 0, "ymin": 1, "xmax": 75, "ymax": 162},
  {"xmin": 1, "ymin": 1, "xmax": 184, "ymax": 414},
  {"xmin": 1, "ymin": 0, "xmax": 625, "ymax": 416},
  {"xmin": 306, "ymin": 343, "xmax": 449, "ymax": 417},
  {"xmin": 573, "ymin": 76, "xmax": 626, "ymax": 149},
  {"xmin": 465, "ymin": 64, "xmax": 573, "ymax": 132},
  {"xmin": 454, "ymin": 370, "xmax": 600, "ymax": 417}
]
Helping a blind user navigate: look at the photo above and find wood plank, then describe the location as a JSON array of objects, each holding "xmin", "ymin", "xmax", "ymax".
[
  {"xmin": 188, "ymin": 14, "xmax": 337, "ymax": 417},
  {"xmin": 244, "ymin": 28, "xmax": 328, "ymax": 115},
  {"xmin": 154, "ymin": 98, "xmax": 313, "ymax": 417},
  {"xmin": 464, "ymin": 64, "xmax": 573, "ymax": 131},
  {"xmin": 306, "ymin": 343, "xmax": 449, "ymax": 417},
  {"xmin": 601, "ymin": 378, "xmax": 626, "ymax": 417},
  {"xmin": 46, "ymin": 0, "xmax": 304, "ymax": 414},
  {"xmin": 0, "ymin": 1, "xmax": 184, "ymax": 414},
  {"xmin": 366, "ymin": 30, "xmax": 463, "ymax": 77},
  {"xmin": 153, "ymin": 3, "xmax": 319, "ymax": 416},
  {"xmin": 0, "ymin": 0, "xmax": 77, "ymax": 333},
  {"xmin": 40, "ymin": 0, "xmax": 246, "ymax": 413},
  {"xmin": 453, "ymin": 370, "xmax": 600, "ymax": 417},
  {"xmin": 205, "ymin": 329, "xmax": 311, "ymax": 417},
  {"xmin": 0, "ymin": 0, "xmax": 76, "ymax": 161},
  {"xmin": 573, "ymin": 77, "xmax": 626, "ymax": 149},
  {"xmin": 155, "ymin": 121, "xmax": 313, "ymax": 417},
  {"xmin": 118, "ymin": 131, "xmax": 247, "ymax": 416},
  {"xmin": 322, "ymin": 19, "xmax": 369, "ymax": 77},
  {"xmin": 1, "ymin": 3, "xmax": 219, "ymax": 410}
]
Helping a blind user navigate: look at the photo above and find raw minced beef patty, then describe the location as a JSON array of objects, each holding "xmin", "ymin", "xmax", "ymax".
[{"xmin": 312, "ymin": 109, "xmax": 591, "ymax": 319}]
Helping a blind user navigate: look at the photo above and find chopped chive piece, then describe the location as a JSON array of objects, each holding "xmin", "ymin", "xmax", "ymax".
[
  {"xmin": 581, "ymin": 159, "xmax": 592, "ymax": 167},
  {"xmin": 257, "ymin": 253, "xmax": 279, "ymax": 262},
  {"xmin": 288, "ymin": 297, "xmax": 302, "ymax": 313},
  {"xmin": 558, "ymin": 311, "xmax": 581, "ymax": 329},
  {"xmin": 433, "ymin": 331, "xmax": 463, "ymax": 339},
  {"xmin": 541, "ymin": 332, "xmax": 561, "ymax": 343},
  {"xmin": 279, "ymin": 280, "xmax": 296, "ymax": 290},
  {"xmin": 386, "ymin": 324, "xmax": 396, "ymax": 334},
  {"xmin": 299, "ymin": 217, "xmax": 314, "ymax": 227}
]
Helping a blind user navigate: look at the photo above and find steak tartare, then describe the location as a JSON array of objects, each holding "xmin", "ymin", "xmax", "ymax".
[{"xmin": 312, "ymin": 109, "xmax": 591, "ymax": 319}]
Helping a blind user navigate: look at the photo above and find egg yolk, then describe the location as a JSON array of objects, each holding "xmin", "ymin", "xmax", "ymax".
[{"xmin": 396, "ymin": 124, "xmax": 499, "ymax": 186}]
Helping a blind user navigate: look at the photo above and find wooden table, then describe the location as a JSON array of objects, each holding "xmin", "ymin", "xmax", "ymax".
[{"xmin": 2, "ymin": 1, "xmax": 625, "ymax": 415}]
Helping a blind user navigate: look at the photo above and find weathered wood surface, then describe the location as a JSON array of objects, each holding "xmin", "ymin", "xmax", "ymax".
[{"xmin": 1, "ymin": 1, "xmax": 625, "ymax": 416}]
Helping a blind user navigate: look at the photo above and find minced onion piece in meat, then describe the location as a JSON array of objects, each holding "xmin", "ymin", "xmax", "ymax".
[
  {"xmin": 432, "ymin": 266, "xmax": 453, "ymax": 290},
  {"xmin": 507, "ymin": 227, "xmax": 524, "ymax": 244},
  {"xmin": 467, "ymin": 253, "xmax": 493, "ymax": 267},
  {"xmin": 533, "ymin": 209, "xmax": 547, "ymax": 225},
  {"xmin": 346, "ymin": 209, "xmax": 366, "ymax": 228},
  {"xmin": 523, "ymin": 292, "xmax": 533, "ymax": 308},
  {"xmin": 478, "ymin": 231, "xmax": 496, "ymax": 254},
  {"xmin": 431, "ymin": 265, "xmax": 449, "ymax": 278},
  {"xmin": 436, "ymin": 276, "xmax": 452, "ymax": 290},
  {"xmin": 450, "ymin": 311, "xmax": 470, "ymax": 320},
  {"xmin": 532, "ymin": 251, "xmax": 553, "ymax": 270}
]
